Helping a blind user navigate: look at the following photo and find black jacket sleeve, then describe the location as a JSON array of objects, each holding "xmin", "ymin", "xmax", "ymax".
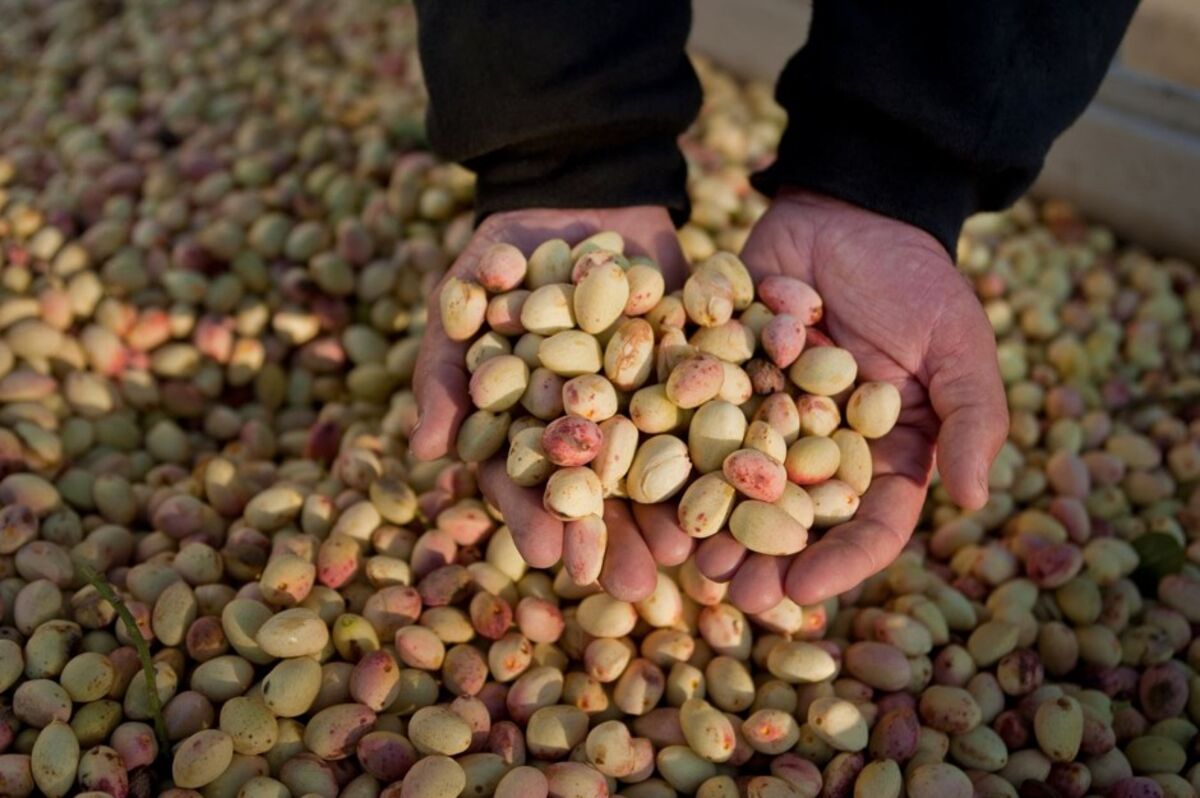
[
  {"xmin": 753, "ymin": 0, "xmax": 1139, "ymax": 254},
  {"xmin": 413, "ymin": 1, "xmax": 702, "ymax": 225}
]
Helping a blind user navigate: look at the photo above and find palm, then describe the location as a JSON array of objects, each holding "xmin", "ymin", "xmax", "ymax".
[
  {"xmin": 720, "ymin": 189, "xmax": 1008, "ymax": 611},
  {"xmin": 411, "ymin": 206, "xmax": 694, "ymax": 602}
]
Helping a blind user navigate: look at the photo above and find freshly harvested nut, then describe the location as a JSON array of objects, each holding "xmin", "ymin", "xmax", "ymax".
[
  {"xmin": 808, "ymin": 697, "xmax": 868, "ymax": 752},
  {"xmin": 1034, "ymin": 696, "xmax": 1083, "ymax": 762},
  {"xmin": 807, "ymin": 479, "xmax": 861, "ymax": 527},
  {"xmin": 846, "ymin": 382, "xmax": 902, "ymax": 439},
  {"xmin": 495, "ymin": 765, "xmax": 549, "ymax": 798},
  {"xmin": 522, "ymin": 368, "xmax": 566, "ymax": 420},
  {"xmin": 789, "ymin": 347, "xmax": 857, "ymax": 396},
  {"xmin": 30, "ymin": 720, "xmax": 78, "ymax": 797},
  {"xmin": 761, "ymin": 314, "xmax": 806, "ymax": 368},
  {"xmin": 919, "ymin": 686, "xmax": 982, "ymax": 734},
  {"xmin": 775, "ymin": 483, "xmax": 815, "ymax": 528},
  {"xmin": 717, "ymin": 362, "xmax": 753, "ymax": 404},
  {"xmin": 766, "ymin": 641, "xmax": 836, "ymax": 683},
  {"xmin": 469, "ymin": 355, "xmax": 529, "ymax": 412},
  {"xmin": 255, "ymin": 608, "xmax": 329, "ymax": 658},
  {"xmin": 507, "ymin": 426, "xmax": 554, "ymax": 487},
  {"xmin": 723, "ymin": 448, "xmax": 787, "ymax": 502},
  {"xmin": 729, "ymin": 501, "xmax": 808, "ymax": 556},
  {"xmin": 683, "ymin": 269, "xmax": 735, "ymax": 327},
  {"xmin": 844, "ymin": 642, "xmax": 912, "ymax": 692},
  {"xmin": 527, "ymin": 239, "xmax": 574, "ymax": 288},
  {"xmin": 627, "ymin": 435, "xmax": 693, "ymax": 504},
  {"xmin": 574, "ymin": 260, "xmax": 630, "ymax": 334},
  {"xmin": 439, "ymin": 277, "xmax": 488, "ymax": 341},
  {"xmin": 657, "ymin": 326, "xmax": 696, "ymax": 382},
  {"xmin": 625, "ymin": 264, "xmax": 666, "ymax": 316},
  {"xmin": 457, "ymin": 410, "xmax": 511, "ymax": 463},
  {"xmin": 544, "ymin": 468, "xmax": 604, "ymax": 520},
  {"xmin": 689, "ymin": 400, "xmax": 748, "ymax": 473},
  {"xmin": 949, "ymin": 724, "xmax": 1009, "ymax": 771},
  {"xmin": 577, "ymin": 594, "xmax": 638, "ymax": 638},
  {"xmin": 562, "ymin": 374, "xmax": 618, "ymax": 421},
  {"xmin": 658, "ymin": 745, "xmax": 718, "ymax": 793},
  {"xmin": 691, "ymin": 320, "xmax": 756, "ymax": 363},
  {"xmin": 538, "ymin": 330, "xmax": 602, "ymax": 376},
  {"xmin": 784, "ymin": 437, "xmax": 841, "ymax": 485},
  {"xmin": 513, "ymin": 333, "xmax": 546, "ymax": 369},
  {"xmin": 172, "ymin": 729, "xmax": 234, "ymax": 789},
  {"xmin": 401, "ymin": 755, "xmax": 466, "ymax": 798},
  {"xmin": 631, "ymin": 385, "xmax": 688, "ymax": 434},
  {"xmin": 746, "ymin": 359, "xmax": 786, "ymax": 395},
  {"xmin": 679, "ymin": 699, "xmax": 736, "ymax": 763},
  {"xmin": 409, "ymin": 706, "xmax": 473, "ymax": 756},
  {"xmin": 486, "ymin": 290, "xmax": 530, "ymax": 335},
  {"xmin": 521, "ymin": 284, "xmax": 576, "ymax": 335},
  {"xmin": 583, "ymin": 719, "xmax": 639, "ymax": 778},
  {"xmin": 696, "ymin": 253, "xmax": 754, "ymax": 310},
  {"xmin": 526, "ymin": 705, "xmax": 588, "ymax": 760},
  {"xmin": 262, "ymin": 658, "xmax": 323, "ymax": 717},
  {"xmin": 604, "ymin": 319, "xmax": 655, "ymax": 391},
  {"xmin": 666, "ymin": 354, "xmax": 725, "ymax": 409},
  {"xmin": 476, "ymin": 243, "xmax": 527, "ymax": 292},
  {"xmin": 592, "ymin": 416, "xmax": 639, "ymax": 491},
  {"xmin": 854, "ymin": 760, "xmax": 902, "ymax": 798},
  {"xmin": 542, "ymin": 416, "xmax": 603, "ymax": 467},
  {"xmin": 754, "ymin": 393, "xmax": 801, "ymax": 444},
  {"xmin": 743, "ymin": 420, "xmax": 787, "ymax": 463},
  {"xmin": 220, "ymin": 696, "xmax": 279, "ymax": 755},
  {"xmin": 759, "ymin": 275, "xmax": 823, "ymax": 325},
  {"xmin": 613, "ymin": 658, "xmax": 667, "ymax": 715},
  {"xmin": 646, "ymin": 294, "xmax": 688, "ymax": 333},
  {"xmin": 832, "ymin": 429, "xmax": 872, "ymax": 495},
  {"xmin": 563, "ymin": 515, "xmax": 607, "ymax": 586},
  {"xmin": 796, "ymin": 395, "xmax": 841, "ymax": 436},
  {"xmin": 742, "ymin": 709, "xmax": 801, "ymax": 755},
  {"xmin": 906, "ymin": 763, "xmax": 973, "ymax": 798},
  {"xmin": 678, "ymin": 473, "xmax": 737, "ymax": 539}
]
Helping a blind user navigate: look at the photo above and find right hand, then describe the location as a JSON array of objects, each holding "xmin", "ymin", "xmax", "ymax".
[{"xmin": 411, "ymin": 206, "xmax": 689, "ymax": 599}]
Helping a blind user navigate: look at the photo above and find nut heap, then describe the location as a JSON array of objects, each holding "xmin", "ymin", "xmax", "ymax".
[
  {"xmin": 443, "ymin": 239, "xmax": 901, "ymax": 566},
  {"xmin": 0, "ymin": 2, "xmax": 1199, "ymax": 798}
]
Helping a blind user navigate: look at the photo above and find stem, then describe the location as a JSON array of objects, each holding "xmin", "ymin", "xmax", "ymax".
[{"xmin": 78, "ymin": 562, "xmax": 171, "ymax": 757}]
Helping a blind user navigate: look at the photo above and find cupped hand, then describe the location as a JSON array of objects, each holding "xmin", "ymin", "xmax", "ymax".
[
  {"xmin": 721, "ymin": 188, "xmax": 1008, "ymax": 612},
  {"xmin": 411, "ymin": 206, "xmax": 691, "ymax": 601}
]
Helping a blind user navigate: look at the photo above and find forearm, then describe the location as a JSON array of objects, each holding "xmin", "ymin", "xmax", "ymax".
[
  {"xmin": 754, "ymin": 0, "xmax": 1139, "ymax": 255},
  {"xmin": 414, "ymin": 0, "xmax": 702, "ymax": 224}
]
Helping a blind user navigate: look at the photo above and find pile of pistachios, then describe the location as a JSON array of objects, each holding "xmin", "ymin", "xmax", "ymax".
[{"xmin": 0, "ymin": 2, "xmax": 1198, "ymax": 798}]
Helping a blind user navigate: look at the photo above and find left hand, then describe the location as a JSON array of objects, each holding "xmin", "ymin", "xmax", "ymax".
[{"xmin": 718, "ymin": 188, "xmax": 1008, "ymax": 612}]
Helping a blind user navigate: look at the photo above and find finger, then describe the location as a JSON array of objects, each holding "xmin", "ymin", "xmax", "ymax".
[
  {"xmin": 478, "ymin": 459, "xmax": 563, "ymax": 568},
  {"xmin": 563, "ymin": 515, "xmax": 606, "ymax": 586},
  {"xmin": 600, "ymin": 500, "xmax": 658, "ymax": 602},
  {"xmin": 411, "ymin": 269, "xmax": 472, "ymax": 461},
  {"xmin": 729, "ymin": 553, "xmax": 787, "ymax": 614},
  {"xmin": 695, "ymin": 532, "xmax": 747, "ymax": 582},
  {"xmin": 784, "ymin": 473, "xmax": 924, "ymax": 605},
  {"xmin": 631, "ymin": 503, "xmax": 694, "ymax": 567},
  {"xmin": 924, "ymin": 301, "xmax": 1009, "ymax": 510}
]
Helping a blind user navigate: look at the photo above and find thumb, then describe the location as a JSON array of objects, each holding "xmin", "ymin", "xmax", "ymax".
[{"xmin": 925, "ymin": 300, "xmax": 1008, "ymax": 510}]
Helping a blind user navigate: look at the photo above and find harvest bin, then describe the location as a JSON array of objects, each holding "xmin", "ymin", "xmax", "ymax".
[{"xmin": 689, "ymin": 0, "xmax": 1200, "ymax": 263}]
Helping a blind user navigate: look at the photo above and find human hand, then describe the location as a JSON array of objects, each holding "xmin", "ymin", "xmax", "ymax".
[
  {"xmin": 411, "ymin": 206, "xmax": 691, "ymax": 601},
  {"xmin": 716, "ymin": 188, "xmax": 1008, "ymax": 612}
]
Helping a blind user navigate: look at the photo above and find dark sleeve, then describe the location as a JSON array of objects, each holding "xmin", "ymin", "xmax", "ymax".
[
  {"xmin": 753, "ymin": 1, "xmax": 1140, "ymax": 255},
  {"xmin": 413, "ymin": 1, "xmax": 702, "ymax": 226}
]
